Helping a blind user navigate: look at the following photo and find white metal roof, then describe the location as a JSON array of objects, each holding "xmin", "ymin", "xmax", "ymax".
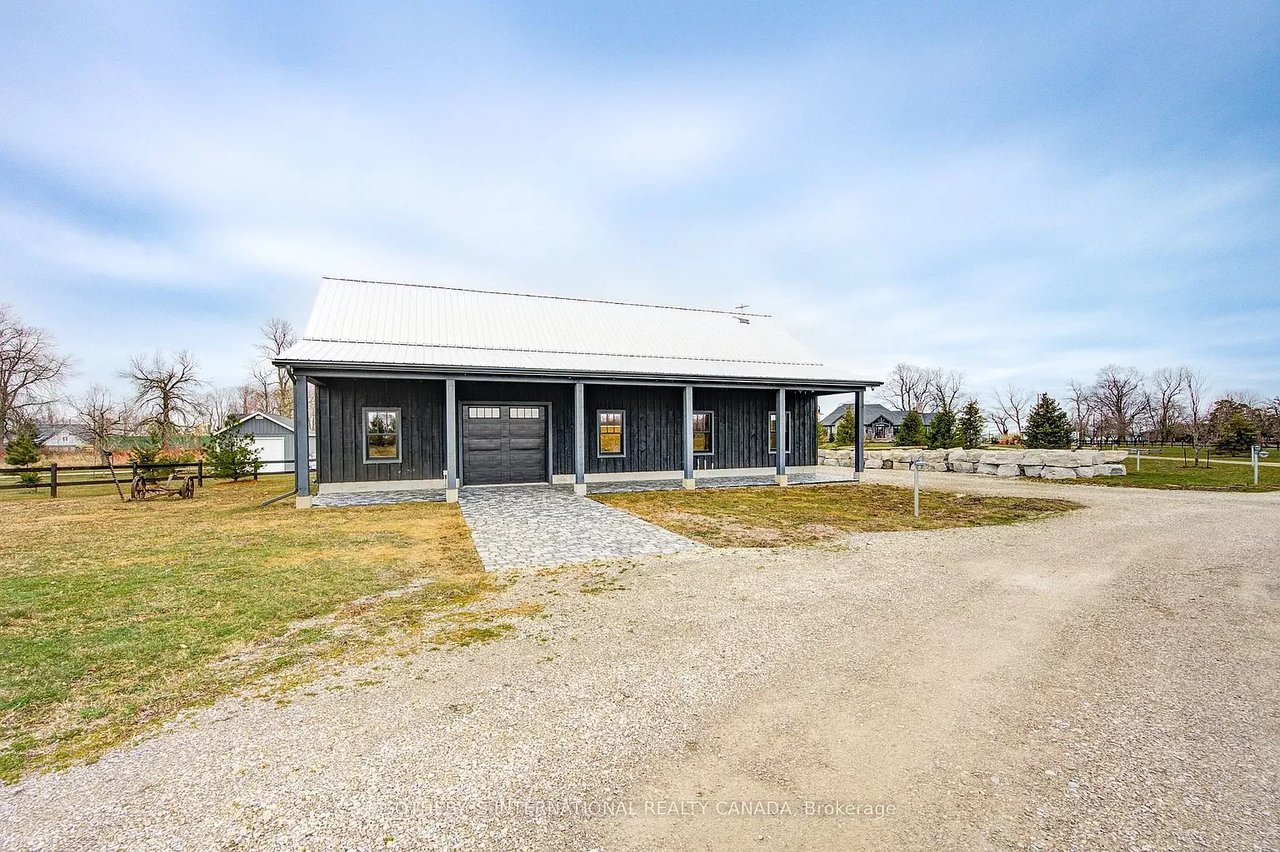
[{"xmin": 277, "ymin": 278, "xmax": 878, "ymax": 388}]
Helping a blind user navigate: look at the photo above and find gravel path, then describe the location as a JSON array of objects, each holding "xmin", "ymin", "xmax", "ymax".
[{"xmin": 3, "ymin": 472, "xmax": 1277, "ymax": 850}]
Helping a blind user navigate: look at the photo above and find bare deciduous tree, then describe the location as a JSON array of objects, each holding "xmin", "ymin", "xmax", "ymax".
[
  {"xmin": 247, "ymin": 360, "xmax": 275, "ymax": 413},
  {"xmin": 70, "ymin": 385, "xmax": 135, "ymax": 453},
  {"xmin": 196, "ymin": 386, "xmax": 243, "ymax": 433},
  {"xmin": 880, "ymin": 363, "xmax": 930, "ymax": 412},
  {"xmin": 255, "ymin": 318, "xmax": 297, "ymax": 416},
  {"xmin": 991, "ymin": 384, "xmax": 1032, "ymax": 436},
  {"xmin": 1091, "ymin": 365, "xmax": 1145, "ymax": 444},
  {"xmin": 924, "ymin": 368, "xmax": 965, "ymax": 412},
  {"xmin": 1147, "ymin": 367, "xmax": 1186, "ymax": 444},
  {"xmin": 0, "ymin": 303, "xmax": 74, "ymax": 441},
  {"xmin": 1181, "ymin": 366, "xmax": 1210, "ymax": 463},
  {"xmin": 122, "ymin": 351, "xmax": 203, "ymax": 447},
  {"xmin": 1066, "ymin": 380, "xmax": 1097, "ymax": 446}
]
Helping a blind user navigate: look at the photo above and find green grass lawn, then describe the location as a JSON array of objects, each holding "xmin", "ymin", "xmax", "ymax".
[
  {"xmin": 594, "ymin": 483, "xmax": 1079, "ymax": 548},
  {"xmin": 1062, "ymin": 457, "xmax": 1280, "ymax": 492},
  {"xmin": 0, "ymin": 479, "xmax": 492, "ymax": 782}
]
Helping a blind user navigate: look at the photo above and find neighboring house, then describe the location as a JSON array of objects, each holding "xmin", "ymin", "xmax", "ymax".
[
  {"xmin": 211, "ymin": 412, "xmax": 316, "ymax": 474},
  {"xmin": 273, "ymin": 278, "xmax": 881, "ymax": 506},
  {"xmin": 36, "ymin": 423, "xmax": 91, "ymax": 449},
  {"xmin": 820, "ymin": 403, "xmax": 936, "ymax": 442}
]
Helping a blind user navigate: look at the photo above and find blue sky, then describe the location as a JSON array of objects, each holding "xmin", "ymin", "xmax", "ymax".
[{"xmin": 2, "ymin": 1, "xmax": 1277, "ymax": 406}]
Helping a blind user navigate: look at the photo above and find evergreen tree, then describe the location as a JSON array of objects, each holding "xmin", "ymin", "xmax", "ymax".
[
  {"xmin": 926, "ymin": 407, "xmax": 958, "ymax": 449},
  {"xmin": 896, "ymin": 410, "xmax": 926, "ymax": 446},
  {"xmin": 128, "ymin": 427, "xmax": 164, "ymax": 468},
  {"xmin": 835, "ymin": 405, "xmax": 858, "ymax": 446},
  {"xmin": 1214, "ymin": 411, "xmax": 1257, "ymax": 455},
  {"xmin": 957, "ymin": 399, "xmax": 985, "ymax": 449},
  {"xmin": 1023, "ymin": 393, "xmax": 1074, "ymax": 449},
  {"xmin": 4, "ymin": 428, "xmax": 39, "ymax": 467},
  {"xmin": 204, "ymin": 415, "xmax": 264, "ymax": 481}
]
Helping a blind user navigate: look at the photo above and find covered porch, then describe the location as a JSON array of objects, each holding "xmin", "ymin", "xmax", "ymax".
[{"xmin": 290, "ymin": 373, "xmax": 867, "ymax": 508}]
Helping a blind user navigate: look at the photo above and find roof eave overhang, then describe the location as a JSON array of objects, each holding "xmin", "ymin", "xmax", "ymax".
[{"xmin": 274, "ymin": 358, "xmax": 881, "ymax": 393}]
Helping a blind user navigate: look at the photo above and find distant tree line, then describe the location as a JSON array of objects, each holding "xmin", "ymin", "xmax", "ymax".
[
  {"xmin": 1, "ymin": 303, "xmax": 305, "ymax": 468},
  {"xmin": 866, "ymin": 361, "xmax": 1277, "ymax": 457}
]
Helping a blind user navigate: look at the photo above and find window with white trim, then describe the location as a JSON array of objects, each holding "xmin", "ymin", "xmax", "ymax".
[
  {"xmin": 692, "ymin": 411, "xmax": 714, "ymax": 454},
  {"xmin": 597, "ymin": 410, "xmax": 625, "ymax": 456},
  {"xmin": 509, "ymin": 407, "xmax": 542, "ymax": 419},
  {"xmin": 467, "ymin": 407, "xmax": 500, "ymax": 418},
  {"xmin": 768, "ymin": 411, "xmax": 793, "ymax": 454},
  {"xmin": 364, "ymin": 408, "xmax": 401, "ymax": 462}
]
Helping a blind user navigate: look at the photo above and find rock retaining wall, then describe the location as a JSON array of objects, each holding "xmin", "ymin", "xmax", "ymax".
[{"xmin": 819, "ymin": 447, "xmax": 1129, "ymax": 479}]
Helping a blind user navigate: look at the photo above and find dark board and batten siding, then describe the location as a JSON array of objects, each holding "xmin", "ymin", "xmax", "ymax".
[
  {"xmin": 584, "ymin": 385, "xmax": 816, "ymax": 473},
  {"xmin": 315, "ymin": 378, "xmax": 445, "ymax": 484},
  {"xmin": 315, "ymin": 377, "xmax": 817, "ymax": 484}
]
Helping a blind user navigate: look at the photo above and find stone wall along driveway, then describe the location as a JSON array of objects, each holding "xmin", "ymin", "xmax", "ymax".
[{"xmin": 821, "ymin": 447, "xmax": 1130, "ymax": 479}]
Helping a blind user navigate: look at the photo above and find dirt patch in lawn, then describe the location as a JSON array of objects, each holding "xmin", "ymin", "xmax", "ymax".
[{"xmin": 594, "ymin": 483, "xmax": 1079, "ymax": 548}]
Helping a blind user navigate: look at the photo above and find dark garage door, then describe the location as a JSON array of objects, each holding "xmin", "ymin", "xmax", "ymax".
[{"xmin": 462, "ymin": 405, "xmax": 548, "ymax": 485}]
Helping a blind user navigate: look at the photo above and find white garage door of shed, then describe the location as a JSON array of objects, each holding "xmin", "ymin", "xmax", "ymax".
[{"xmin": 252, "ymin": 436, "xmax": 289, "ymax": 473}]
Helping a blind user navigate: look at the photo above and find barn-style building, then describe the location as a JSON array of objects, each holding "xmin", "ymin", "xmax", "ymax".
[{"xmin": 274, "ymin": 278, "xmax": 879, "ymax": 507}]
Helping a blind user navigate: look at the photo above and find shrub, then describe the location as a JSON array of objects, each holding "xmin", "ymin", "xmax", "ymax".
[
  {"xmin": 204, "ymin": 415, "xmax": 263, "ymax": 481},
  {"xmin": 1024, "ymin": 393, "xmax": 1073, "ymax": 449},
  {"xmin": 4, "ymin": 430, "xmax": 40, "ymax": 467},
  {"xmin": 926, "ymin": 407, "xmax": 958, "ymax": 449},
  {"xmin": 18, "ymin": 470, "xmax": 41, "ymax": 486},
  {"xmin": 834, "ymin": 405, "xmax": 858, "ymax": 446},
  {"xmin": 957, "ymin": 399, "xmax": 985, "ymax": 449},
  {"xmin": 896, "ymin": 410, "xmax": 926, "ymax": 446}
]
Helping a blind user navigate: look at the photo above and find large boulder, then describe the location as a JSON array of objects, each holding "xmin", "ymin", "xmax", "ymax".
[
  {"xmin": 1039, "ymin": 449, "xmax": 1079, "ymax": 467},
  {"xmin": 951, "ymin": 461, "xmax": 978, "ymax": 474},
  {"xmin": 1100, "ymin": 450, "xmax": 1129, "ymax": 464},
  {"xmin": 1076, "ymin": 465, "xmax": 1097, "ymax": 478},
  {"xmin": 1042, "ymin": 466, "xmax": 1077, "ymax": 480},
  {"xmin": 1097, "ymin": 463, "xmax": 1127, "ymax": 476},
  {"xmin": 1022, "ymin": 465, "xmax": 1044, "ymax": 478},
  {"xmin": 996, "ymin": 463, "xmax": 1021, "ymax": 477},
  {"xmin": 978, "ymin": 463, "xmax": 1000, "ymax": 475},
  {"xmin": 980, "ymin": 451, "xmax": 1025, "ymax": 466},
  {"xmin": 1020, "ymin": 451, "xmax": 1045, "ymax": 467}
]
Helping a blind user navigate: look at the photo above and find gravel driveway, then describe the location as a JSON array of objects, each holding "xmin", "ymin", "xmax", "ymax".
[{"xmin": 3, "ymin": 471, "xmax": 1278, "ymax": 850}]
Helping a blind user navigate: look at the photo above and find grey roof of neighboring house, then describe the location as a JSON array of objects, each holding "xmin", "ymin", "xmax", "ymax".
[
  {"xmin": 276, "ymin": 278, "xmax": 881, "ymax": 390},
  {"xmin": 820, "ymin": 403, "xmax": 937, "ymax": 428},
  {"xmin": 212, "ymin": 411, "xmax": 315, "ymax": 437},
  {"xmin": 35, "ymin": 423, "xmax": 90, "ymax": 443},
  {"xmin": 213, "ymin": 411, "xmax": 295, "ymax": 435}
]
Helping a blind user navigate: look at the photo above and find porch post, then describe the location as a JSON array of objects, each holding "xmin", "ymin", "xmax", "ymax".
[
  {"xmin": 682, "ymin": 384, "xmax": 695, "ymax": 489},
  {"xmin": 293, "ymin": 375, "xmax": 311, "ymax": 508},
  {"xmin": 574, "ymin": 381, "xmax": 586, "ymax": 496},
  {"xmin": 444, "ymin": 378, "xmax": 458, "ymax": 502},
  {"xmin": 854, "ymin": 388, "xmax": 865, "ymax": 477},
  {"xmin": 775, "ymin": 387, "xmax": 788, "ymax": 486}
]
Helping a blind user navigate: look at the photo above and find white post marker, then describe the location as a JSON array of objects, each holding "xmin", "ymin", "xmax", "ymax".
[
  {"xmin": 1136, "ymin": 448, "xmax": 1141, "ymax": 472},
  {"xmin": 911, "ymin": 455, "xmax": 926, "ymax": 518},
  {"xmin": 1254, "ymin": 445, "xmax": 1269, "ymax": 485}
]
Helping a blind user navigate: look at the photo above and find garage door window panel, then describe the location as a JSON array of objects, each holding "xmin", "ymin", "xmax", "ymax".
[{"xmin": 364, "ymin": 408, "xmax": 401, "ymax": 463}]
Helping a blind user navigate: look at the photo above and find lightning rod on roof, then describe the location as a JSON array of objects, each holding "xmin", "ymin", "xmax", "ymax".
[{"xmin": 733, "ymin": 303, "xmax": 751, "ymax": 323}]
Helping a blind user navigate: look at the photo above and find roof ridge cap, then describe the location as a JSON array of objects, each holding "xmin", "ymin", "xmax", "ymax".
[{"xmin": 320, "ymin": 276, "xmax": 772, "ymax": 318}]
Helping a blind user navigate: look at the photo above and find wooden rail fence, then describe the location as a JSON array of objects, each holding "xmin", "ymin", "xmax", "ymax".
[{"xmin": 0, "ymin": 462, "xmax": 302, "ymax": 497}]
